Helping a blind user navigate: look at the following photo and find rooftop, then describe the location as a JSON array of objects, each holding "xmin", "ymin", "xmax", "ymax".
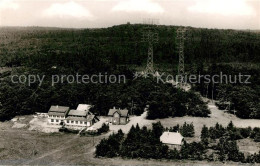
[
  {"xmin": 66, "ymin": 115, "xmax": 96, "ymax": 122},
  {"xmin": 108, "ymin": 108, "xmax": 129, "ymax": 117},
  {"xmin": 160, "ymin": 132, "xmax": 184, "ymax": 145},
  {"xmin": 68, "ymin": 109, "xmax": 88, "ymax": 117},
  {"xmin": 48, "ymin": 106, "xmax": 70, "ymax": 115},
  {"xmin": 76, "ymin": 104, "xmax": 92, "ymax": 112}
]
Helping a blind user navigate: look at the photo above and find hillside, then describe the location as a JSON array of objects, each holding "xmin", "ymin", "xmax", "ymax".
[
  {"xmin": 0, "ymin": 24, "xmax": 259, "ymax": 121},
  {"xmin": 0, "ymin": 24, "xmax": 259, "ymax": 68}
]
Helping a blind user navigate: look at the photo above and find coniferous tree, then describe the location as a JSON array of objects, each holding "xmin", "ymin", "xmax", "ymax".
[{"xmin": 201, "ymin": 125, "xmax": 209, "ymax": 139}]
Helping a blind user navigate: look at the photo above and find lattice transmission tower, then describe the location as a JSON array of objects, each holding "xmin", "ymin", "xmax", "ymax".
[
  {"xmin": 142, "ymin": 18, "xmax": 159, "ymax": 75},
  {"xmin": 176, "ymin": 27, "xmax": 187, "ymax": 88}
]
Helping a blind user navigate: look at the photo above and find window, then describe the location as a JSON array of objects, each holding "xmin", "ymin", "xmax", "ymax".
[
  {"xmin": 67, "ymin": 120, "xmax": 69, "ymax": 123},
  {"xmin": 56, "ymin": 119, "xmax": 59, "ymax": 122},
  {"xmin": 84, "ymin": 122, "xmax": 87, "ymax": 124},
  {"xmin": 76, "ymin": 121, "xmax": 78, "ymax": 124},
  {"xmin": 71, "ymin": 121, "xmax": 74, "ymax": 123},
  {"xmin": 80, "ymin": 121, "xmax": 83, "ymax": 124},
  {"xmin": 51, "ymin": 119, "xmax": 54, "ymax": 122}
]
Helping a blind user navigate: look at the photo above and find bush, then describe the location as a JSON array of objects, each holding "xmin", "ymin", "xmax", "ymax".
[
  {"xmin": 240, "ymin": 127, "xmax": 252, "ymax": 138},
  {"xmin": 250, "ymin": 127, "xmax": 260, "ymax": 141},
  {"xmin": 59, "ymin": 127, "xmax": 79, "ymax": 134},
  {"xmin": 246, "ymin": 151, "xmax": 260, "ymax": 163},
  {"xmin": 97, "ymin": 123, "xmax": 109, "ymax": 134}
]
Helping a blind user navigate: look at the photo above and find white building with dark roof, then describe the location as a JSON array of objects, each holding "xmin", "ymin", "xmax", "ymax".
[
  {"xmin": 48, "ymin": 106, "xmax": 70, "ymax": 125},
  {"xmin": 160, "ymin": 131, "xmax": 184, "ymax": 150},
  {"xmin": 64, "ymin": 104, "xmax": 99, "ymax": 129}
]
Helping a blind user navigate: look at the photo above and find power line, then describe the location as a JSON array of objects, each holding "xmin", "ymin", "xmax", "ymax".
[
  {"xmin": 176, "ymin": 27, "xmax": 187, "ymax": 88},
  {"xmin": 141, "ymin": 18, "xmax": 159, "ymax": 75}
]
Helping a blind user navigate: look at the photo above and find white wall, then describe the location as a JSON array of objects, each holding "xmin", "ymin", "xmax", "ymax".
[
  {"xmin": 48, "ymin": 115, "xmax": 66, "ymax": 125},
  {"xmin": 65, "ymin": 120, "xmax": 89, "ymax": 127}
]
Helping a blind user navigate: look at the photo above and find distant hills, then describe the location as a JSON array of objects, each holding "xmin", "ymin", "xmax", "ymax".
[{"xmin": 0, "ymin": 24, "xmax": 259, "ymax": 68}]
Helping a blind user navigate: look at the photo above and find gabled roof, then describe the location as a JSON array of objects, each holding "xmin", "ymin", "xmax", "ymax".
[
  {"xmin": 48, "ymin": 112, "xmax": 66, "ymax": 116},
  {"xmin": 48, "ymin": 106, "xmax": 69, "ymax": 115},
  {"xmin": 66, "ymin": 116, "xmax": 88, "ymax": 122},
  {"xmin": 86, "ymin": 115, "xmax": 96, "ymax": 122},
  {"xmin": 119, "ymin": 109, "xmax": 129, "ymax": 117},
  {"xmin": 66, "ymin": 115, "xmax": 97, "ymax": 122},
  {"xmin": 160, "ymin": 132, "xmax": 184, "ymax": 145},
  {"xmin": 108, "ymin": 108, "xmax": 117, "ymax": 116},
  {"xmin": 108, "ymin": 108, "xmax": 129, "ymax": 117},
  {"xmin": 76, "ymin": 104, "xmax": 92, "ymax": 112},
  {"xmin": 68, "ymin": 109, "xmax": 88, "ymax": 117}
]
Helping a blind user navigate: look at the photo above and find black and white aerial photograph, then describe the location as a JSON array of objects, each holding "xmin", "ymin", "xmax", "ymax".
[{"xmin": 0, "ymin": 0, "xmax": 260, "ymax": 165}]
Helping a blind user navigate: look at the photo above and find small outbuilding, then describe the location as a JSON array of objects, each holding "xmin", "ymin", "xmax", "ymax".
[
  {"xmin": 108, "ymin": 107, "xmax": 129, "ymax": 125},
  {"xmin": 160, "ymin": 131, "xmax": 184, "ymax": 150}
]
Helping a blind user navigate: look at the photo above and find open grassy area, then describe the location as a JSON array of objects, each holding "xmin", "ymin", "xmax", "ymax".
[
  {"xmin": 158, "ymin": 101, "xmax": 260, "ymax": 154},
  {"xmin": 159, "ymin": 101, "xmax": 260, "ymax": 136},
  {"xmin": 0, "ymin": 125, "xmax": 252, "ymax": 165},
  {"xmin": 0, "ymin": 122, "xmax": 103, "ymax": 165}
]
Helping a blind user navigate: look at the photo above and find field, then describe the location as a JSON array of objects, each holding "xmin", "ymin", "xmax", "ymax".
[
  {"xmin": 158, "ymin": 99, "xmax": 260, "ymax": 154},
  {"xmin": 1, "ymin": 101, "xmax": 260, "ymax": 165},
  {"xmin": 0, "ymin": 125, "xmax": 252, "ymax": 166}
]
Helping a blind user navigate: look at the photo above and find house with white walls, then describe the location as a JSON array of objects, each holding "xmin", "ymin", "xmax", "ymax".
[
  {"xmin": 48, "ymin": 106, "xmax": 70, "ymax": 125},
  {"xmin": 64, "ymin": 104, "xmax": 99, "ymax": 129}
]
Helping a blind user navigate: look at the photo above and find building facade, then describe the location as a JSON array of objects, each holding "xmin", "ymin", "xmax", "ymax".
[
  {"xmin": 64, "ymin": 104, "xmax": 99, "ymax": 129},
  {"xmin": 48, "ymin": 104, "xmax": 99, "ymax": 129},
  {"xmin": 48, "ymin": 106, "xmax": 70, "ymax": 125},
  {"xmin": 108, "ymin": 107, "xmax": 129, "ymax": 125}
]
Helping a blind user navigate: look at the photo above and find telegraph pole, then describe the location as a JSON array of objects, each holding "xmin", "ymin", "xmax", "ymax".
[
  {"xmin": 176, "ymin": 27, "xmax": 187, "ymax": 88},
  {"xmin": 142, "ymin": 18, "xmax": 159, "ymax": 75}
]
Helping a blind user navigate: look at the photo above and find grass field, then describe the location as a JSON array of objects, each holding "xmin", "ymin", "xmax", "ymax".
[{"xmin": 0, "ymin": 125, "xmax": 252, "ymax": 165}]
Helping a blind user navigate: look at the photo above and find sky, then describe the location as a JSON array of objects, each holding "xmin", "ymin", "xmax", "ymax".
[{"xmin": 0, "ymin": 0, "xmax": 259, "ymax": 29}]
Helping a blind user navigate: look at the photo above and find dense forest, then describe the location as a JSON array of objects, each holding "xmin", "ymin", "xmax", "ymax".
[
  {"xmin": 0, "ymin": 24, "xmax": 259, "ymax": 120},
  {"xmin": 190, "ymin": 63, "xmax": 260, "ymax": 119},
  {"xmin": 0, "ymin": 24, "xmax": 259, "ymax": 68}
]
